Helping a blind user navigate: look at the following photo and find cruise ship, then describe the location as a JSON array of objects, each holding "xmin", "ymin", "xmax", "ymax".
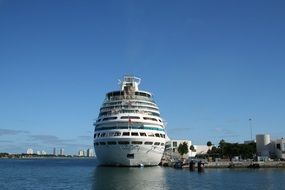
[{"xmin": 93, "ymin": 75, "xmax": 166, "ymax": 166}]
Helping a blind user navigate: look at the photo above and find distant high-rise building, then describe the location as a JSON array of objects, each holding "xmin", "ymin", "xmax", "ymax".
[
  {"xmin": 27, "ymin": 148, "xmax": 33, "ymax": 154},
  {"xmin": 41, "ymin": 150, "xmax": 47, "ymax": 155},
  {"xmin": 78, "ymin": 150, "xmax": 84, "ymax": 157},
  {"xmin": 53, "ymin": 148, "xmax": 57, "ymax": 155},
  {"xmin": 60, "ymin": 148, "xmax": 64, "ymax": 156},
  {"xmin": 87, "ymin": 148, "xmax": 94, "ymax": 157}
]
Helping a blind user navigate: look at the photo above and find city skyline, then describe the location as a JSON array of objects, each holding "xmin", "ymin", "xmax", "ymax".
[
  {"xmin": 1, "ymin": 0, "xmax": 285, "ymax": 154},
  {"xmin": 24, "ymin": 147, "xmax": 94, "ymax": 157}
]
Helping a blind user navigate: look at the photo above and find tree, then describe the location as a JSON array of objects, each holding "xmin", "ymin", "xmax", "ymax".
[
  {"xmin": 211, "ymin": 139, "xmax": 257, "ymax": 159},
  {"xmin": 178, "ymin": 142, "xmax": 189, "ymax": 157},
  {"xmin": 219, "ymin": 139, "xmax": 226, "ymax": 149},
  {"xmin": 207, "ymin": 141, "xmax": 212, "ymax": 148},
  {"xmin": 190, "ymin": 145, "xmax": 196, "ymax": 152}
]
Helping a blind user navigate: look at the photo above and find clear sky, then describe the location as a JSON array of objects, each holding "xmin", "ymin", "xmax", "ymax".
[{"xmin": 1, "ymin": 0, "xmax": 285, "ymax": 154}]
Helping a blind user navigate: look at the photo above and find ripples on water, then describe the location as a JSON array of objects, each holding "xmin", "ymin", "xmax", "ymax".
[{"xmin": 0, "ymin": 159, "xmax": 285, "ymax": 190}]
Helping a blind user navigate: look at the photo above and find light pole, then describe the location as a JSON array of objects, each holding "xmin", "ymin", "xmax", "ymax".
[{"xmin": 249, "ymin": 118, "xmax": 252, "ymax": 140}]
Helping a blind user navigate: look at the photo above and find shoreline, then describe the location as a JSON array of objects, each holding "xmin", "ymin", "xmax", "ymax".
[
  {"xmin": 182, "ymin": 161, "xmax": 285, "ymax": 169},
  {"xmin": 1, "ymin": 157, "xmax": 285, "ymax": 168},
  {"xmin": 0, "ymin": 156, "xmax": 96, "ymax": 160}
]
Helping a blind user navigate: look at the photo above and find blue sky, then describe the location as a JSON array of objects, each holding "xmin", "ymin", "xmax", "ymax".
[{"xmin": 1, "ymin": 0, "xmax": 285, "ymax": 154}]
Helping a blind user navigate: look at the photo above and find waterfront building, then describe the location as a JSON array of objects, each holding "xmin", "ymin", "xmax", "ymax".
[
  {"xmin": 256, "ymin": 134, "xmax": 275, "ymax": 159},
  {"xmin": 53, "ymin": 148, "xmax": 57, "ymax": 155},
  {"xmin": 192, "ymin": 145, "xmax": 211, "ymax": 156},
  {"xmin": 165, "ymin": 140, "xmax": 192, "ymax": 152},
  {"xmin": 60, "ymin": 148, "xmax": 64, "ymax": 156},
  {"xmin": 41, "ymin": 150, "xmax": 47, "ymax": 155},
  {"xmin": 164, "ymin": 140, "xmax": 192, "ymax": 160},
  {"xmin": 275, "ymin": 138, "xmax": 285, "ymax": 160},
  {"xmin": 256, "ymin": 134, "xmax": 285, "ymax": 160},
  {"xmin": 36, "ymin": 151, "xmax": 41, "ymax": 155},
  {"xmin": 164, "ymin": 140, "xmax": 210, "ymax": 158},
  {"xmin": 26, "ymin": 148, "xmax": 33, "ymax": 154},
  {"xmin": 93, "ymin": 75, "xmax": 167, "ymax": 166},
  {"xmin": 87, "ymin": 148, "xmax": 94, "ymax": 157},
  {"xmin": 78, "ymin": 150, "xmax": 84, "ymax": 157}
]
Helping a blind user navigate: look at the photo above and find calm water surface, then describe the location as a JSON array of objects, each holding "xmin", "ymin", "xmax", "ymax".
[{"xmin": 0, "ymin": 159, "xmax": 285, "ymax": 190}]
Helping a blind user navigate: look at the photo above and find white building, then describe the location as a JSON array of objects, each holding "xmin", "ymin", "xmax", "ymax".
[
  {"xmin": 275, "ymin": 138, "xmax": 285, "ymax": 160},
  {"xmin": 36, "ymin": 151, "xmax": 41, "ymax": 155},
  {"xmin": 164, "ymin": 139, "xmax": 211, "ymax": 160},
  {"xmin": 165, "ymin": 139, "xmax": 191, "ymax": 153},
  {"xmin": 256, "ymin": 134, "xmax": 274, "ymax": 157},
  {"xmin": 41, "ymin": 150, "xmax": 47, "ymax": 155},
  {"xmin": 26, "ymin": 148, "xmax": 33, "ymax": 154},
  {"xmin": 78, "ymin": 150, "xmax": 84, "ymax": 157},
  {"xmin": 256, "ymin": 134, "xmax": 285, "ymax": 160},
  {"xmin": 190, "ymin": 145, "xmax": 211, "ymax": 157}
]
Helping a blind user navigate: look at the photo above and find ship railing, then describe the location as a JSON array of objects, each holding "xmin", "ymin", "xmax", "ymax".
[
  {"xmin": 106, "ymin": 95, "xmax": 154, "ymax": 102},
  {"xmin": 100, "ymin": 106, "xmax": 159, "ymax": 113},
  {"xmin": 99, "ymin": 111, "xmax": 160, "ymax": 117}
]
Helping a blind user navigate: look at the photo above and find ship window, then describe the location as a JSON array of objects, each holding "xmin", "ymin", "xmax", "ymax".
[
  {"xmin": 96, "ymin": 119, "xmax": 101, "ymax": 122},
  {"xmin": 159, "ymin": 134, "xmax": 163, "ymax": 138},
  {"xmin": 143, "ymin": 117, "xmax": 157, "ymax": 121},
  {"xmin": 99, "ymin": 142, "xmax": 106, "ymax": 145},
  {"xmin": 127, "ymin": 154, "xmax": 134, "ymax": 159},
  {"xmin": 132, "ymin": 141, "xmax": 142, "ymax": 145},
  {"xmin": 100, "ymin": 133, "xmax": 106, "ymax": 137},
  {"xmin": 95, "ymin": 142, "xmax": 99, "ymax": 146},
  {"xmin": 107, "ymin": 141, "xmax": 117, "ymax": 145},
  {"xmin": 144, "ymin": 141, "xmax": 153, "ymax": 145},
  {"xmin": 97, "ymin": 133, "xmax": 100, "ymax": 137},
  {"xmin": 154, "ymin": 142, "xmax": 160, "ymax": 145},
  {"xmin": 94, "ymin": 134, "xmax": 96, "ymax": 138},
  {"xmin": 159, "ymin": 119, "xmax": 162, "ymax": 122},
  {"xmin": 140, "ymin": 132, "xmax": 147, "ymax": 136},
  {"xmin": 121, "ymin": 116, "xmax": 140, "ymax": 119},
  {"xmin": 150, "ymin": 112, "xmax": 160, "ymax": 117},
  {"xmin": 122, "ymin": 132, "xmax": 130, "ymax": 136},
  {"xmin": 161, "ymin": 143, "xmax": 165, "ymax": 146},
  {"xmin": 155, "ymin": 133, "xmax": 160, "ymax": 137},
  {"xmin": 102, "ymin": 117, "xmax": 117, "ymax": 121},
  {"xmin": 277, "ymin": 144, "xmax": 281, "ymax": 150},
  {"xmin": 148, "ymin": 133, "xmax": 155, "ymax": 137},
  {"xmin": 118, "ymin": 141, "xmax": 130, "ymax": 145},
  {"xmin": 162, "ymin": 134, "xmax": 165, "ymax": 138},
  {"xmin": 131, "ymin": 132, "xmax": 139, "ymax": 136},
  {"xmin": 114, "ymin": 132, "xmax": 121, "ymax": 136},
  {"xmin": 173, "ymin": 142, "xmax": 177, "ymax": 147}
]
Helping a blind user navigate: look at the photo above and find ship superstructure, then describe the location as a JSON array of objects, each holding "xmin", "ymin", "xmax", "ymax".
[{"xmin": 93, "ymin": 75, "xmax": 166, "ymax": 166}]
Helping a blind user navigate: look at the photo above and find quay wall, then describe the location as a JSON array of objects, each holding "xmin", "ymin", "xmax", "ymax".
[{"xmin": 205, "ymin": 161, "xmax": 285, "ymax": 168}]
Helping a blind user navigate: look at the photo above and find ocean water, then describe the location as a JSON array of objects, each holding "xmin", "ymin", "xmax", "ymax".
[{"xmin": 0, "ymin": 159, "xmax": 285, "ymax": 190}]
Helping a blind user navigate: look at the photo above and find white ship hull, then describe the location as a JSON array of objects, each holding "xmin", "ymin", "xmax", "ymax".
[{"xmin": 95, "ymin": 138, "xmax": 165, "ymax": 166}]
